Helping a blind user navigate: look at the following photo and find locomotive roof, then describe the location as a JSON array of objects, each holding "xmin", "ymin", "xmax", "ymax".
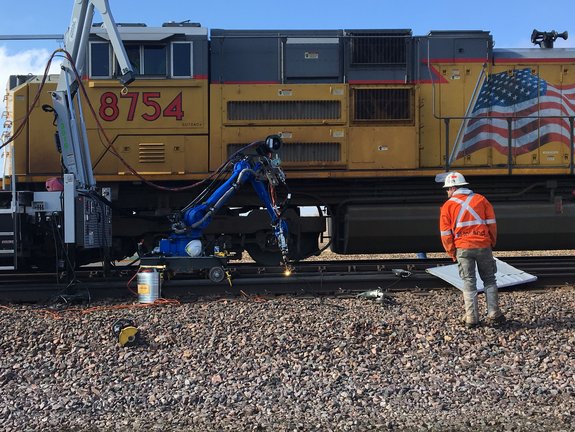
[
  {"xmin": 91, "ymin": 23, "xmax": 208, "ymax": 41},
  {"xmin": 493, "ymin": 47, "xmax": 575, "ymax": 60}
]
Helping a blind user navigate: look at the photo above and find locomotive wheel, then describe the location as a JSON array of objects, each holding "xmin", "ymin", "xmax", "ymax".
[
  {"xmin": 208, "ymin": 266, "xmax": 225, "ymax": 283},
  {"xmin": 246, "ymin": 232, "xmax": 320, "ymax": 266},
  {"xmin": 245, "ymin": 245, "xmax": 282, "ymax": 266}
]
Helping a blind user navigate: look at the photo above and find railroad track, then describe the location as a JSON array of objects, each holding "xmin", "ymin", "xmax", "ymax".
[{"xmin": 0, "ymin": 255, "xmax": 573, "ymax": 303}]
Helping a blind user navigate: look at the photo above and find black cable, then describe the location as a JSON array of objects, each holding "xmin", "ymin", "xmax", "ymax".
[
  {"xmin": 179, "ymin": 142, "xmax": 268, "ymax": 214},
  {"xmin": 0, "ymin": 52, "xmax": 58, "ymax": 151},
  {"xmin": 181, "ymin": 157, "xmax": 240, "ymax": 213},
  {"xmin": 50, "ymin": 212, "xmax": 61, "ymax": 285},
  {"xmin": 51, "ymin": 212, "xmax": 77, "ymax": 285},
  {"xmin": 183, "ymin": 164, "xmax": 231, "ymax": 211},
  {"xmin": 47, "ymin": 214, "xmax": 86, "ymax": 304}
]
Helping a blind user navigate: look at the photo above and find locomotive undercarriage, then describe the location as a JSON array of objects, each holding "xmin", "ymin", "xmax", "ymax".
[
  {"xmin": 110, "ymin": 174, "xmax": 575, "ymax": 264},
  {"xmin": 2, "ymin": 174, "xmax": 574, "ymax": 272},
  {"xmin": 115, "ymin": 205, "xmax": 326, "ymax": 266},
  {"xmin": 325, "ymin": 175, "xmax": 575, "ymax": 255}
]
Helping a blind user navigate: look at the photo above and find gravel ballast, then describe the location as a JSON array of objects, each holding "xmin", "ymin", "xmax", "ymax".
[{"xmin": 1, "ymin": 286, "xmax": 574, "ymax": 431}]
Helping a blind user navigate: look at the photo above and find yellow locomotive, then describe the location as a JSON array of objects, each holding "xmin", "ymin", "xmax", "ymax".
[{"xmin": 3, "ymin": 24, "xmax": 574, "ymax": 268}]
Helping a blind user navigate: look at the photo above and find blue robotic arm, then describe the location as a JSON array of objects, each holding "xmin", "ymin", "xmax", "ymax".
[{"xmin": 158, "ymin": 136, "xmax": 290, "ymax": 265}]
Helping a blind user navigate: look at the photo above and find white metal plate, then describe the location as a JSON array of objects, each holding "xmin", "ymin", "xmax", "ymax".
[{"xmin": 426, "ymin": 258, "xmax": 538, "ymax": 292}]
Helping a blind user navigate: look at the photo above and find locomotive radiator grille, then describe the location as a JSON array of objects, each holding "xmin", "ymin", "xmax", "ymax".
[
  {"xmin": 352, "ymin": 88, "xmax": 413, "ymax": 123},
  {"xmin": 138, "ymin": 143, "xmax": 166, "ymax": 163},
  {"xmin": 228, "ymin": 142, "xmax": 341, "ymax": 163},
  {"xmin": 227, "ymin": 100, "xmax": 341, "ymax": 121}
]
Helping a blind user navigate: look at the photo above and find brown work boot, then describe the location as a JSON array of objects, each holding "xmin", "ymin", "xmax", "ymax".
[
  {"xmin": 465, "ymin": 320, "xmax": 479, "ymax": 329},
  {"xmin": 486, "ymin": 312, "xmax": 506, "ymax": 326},
  {"xmin": 460, "ymin": 314, "xmax": 479, "ymax": 328}
]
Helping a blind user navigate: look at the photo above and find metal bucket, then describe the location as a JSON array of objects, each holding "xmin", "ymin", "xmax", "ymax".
[{"xmin": 137, "ymin": 267, "xmax": 162, "ymax": 304}]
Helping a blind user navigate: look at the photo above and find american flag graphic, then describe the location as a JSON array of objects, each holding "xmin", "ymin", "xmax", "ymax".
[{"xmin": 455, "ymin": 68, "xmax": 575, "ymax": 159}]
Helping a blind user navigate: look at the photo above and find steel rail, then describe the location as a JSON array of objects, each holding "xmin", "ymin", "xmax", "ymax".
[{"xmin": 1, "ymin": 255, "xmax": 574, "ymax": 303}]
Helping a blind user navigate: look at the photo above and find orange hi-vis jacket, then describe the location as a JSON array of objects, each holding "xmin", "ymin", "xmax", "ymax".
[{"xmin": 440, "ymin": 188, "xmax": 497, "ymax": 259}]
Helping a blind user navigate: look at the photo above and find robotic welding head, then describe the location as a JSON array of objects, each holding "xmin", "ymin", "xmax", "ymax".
[{"xmin": 256, "ymin": 135, "xmax": 282, "ymax": 155}]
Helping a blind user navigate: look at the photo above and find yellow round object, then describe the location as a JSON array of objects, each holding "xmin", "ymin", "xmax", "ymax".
[{"xmin": 118, "ymin": 326, "xmax": 139, "ymax": 347}]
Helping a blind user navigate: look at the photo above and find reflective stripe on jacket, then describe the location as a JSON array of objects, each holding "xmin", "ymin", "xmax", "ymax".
[{"xmin": 439, "ymin": 188, "xmax": 497, "ymax": 257}]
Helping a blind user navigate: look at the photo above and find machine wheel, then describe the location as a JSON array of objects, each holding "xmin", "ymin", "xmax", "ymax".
[{"xmin": 208, "ymin": 266, "xmax": 226, "ymax": 283}]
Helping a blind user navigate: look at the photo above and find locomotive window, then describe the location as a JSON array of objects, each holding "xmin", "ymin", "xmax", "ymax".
[
  {"xmin": 353, "ymin": 88, "xmax": 413, "ymax": 123},
  {"xmin": 122, "ymin": 44, "xmax": 168, "ymax": 76},
  {"xmin": 143, "ymin": 45, "xmax": 167, "ymax": 76},
  {"xmin": 350, "ymin": 34, "xmax": 407, "ymax": 65},
  {"xmin": 125, "ymin": 45, "xmax": 141, "ymax": 75},
  {"xmin": 89, "ymin": 42, "xmax": 111, "ymax": 78},
  {"xmin": 172, "ymin": 42, "xmax": 193, "ymax": 77}
]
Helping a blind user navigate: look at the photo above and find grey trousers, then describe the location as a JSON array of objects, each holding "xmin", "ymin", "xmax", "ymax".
[{"xmin": 456, "ymin": 247, "xmax": 501, "ymax": 323}]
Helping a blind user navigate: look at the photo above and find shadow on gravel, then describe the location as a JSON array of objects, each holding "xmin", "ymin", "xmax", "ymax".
[{"xmin": 491, "ymin": 317, "xmax": 575, "ymax": 331}]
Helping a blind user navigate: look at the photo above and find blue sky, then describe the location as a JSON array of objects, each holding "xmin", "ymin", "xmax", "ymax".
[
  {"xmin": 1, "ymin": 0, "xmax": 574, "ymax": 111},
  {"xmin": 2, "ymin": 0, "xmax": 574, "ymax": 49}
]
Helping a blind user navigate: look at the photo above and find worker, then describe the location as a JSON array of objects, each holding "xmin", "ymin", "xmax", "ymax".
[{"xmin": 439, "ymin": 172, "xmax": 506, "ymax": 328}]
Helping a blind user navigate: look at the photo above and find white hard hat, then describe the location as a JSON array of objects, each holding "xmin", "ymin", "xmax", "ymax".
[
  {"xmin": 185, "ymin": 239, "xmax": 202, "ymax": 257},
  {"xmin": 443, "ymin": 172, "xmax": 468, "ymax": 188}
]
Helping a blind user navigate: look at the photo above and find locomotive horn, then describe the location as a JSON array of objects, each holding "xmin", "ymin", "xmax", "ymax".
[{"xmin": 531, "ymin": 29, "xmax": 568, "ymax": 48}]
